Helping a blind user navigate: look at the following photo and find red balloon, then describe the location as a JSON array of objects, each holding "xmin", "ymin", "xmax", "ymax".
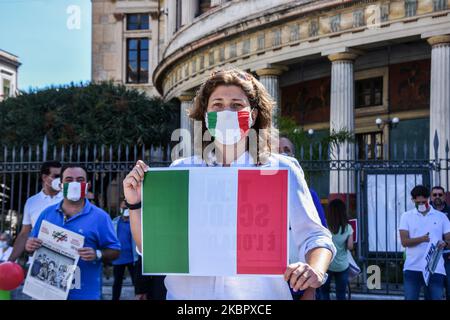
[{"xmin": 0, "ymin": 262, "xmax": 25, "ymax": 291}]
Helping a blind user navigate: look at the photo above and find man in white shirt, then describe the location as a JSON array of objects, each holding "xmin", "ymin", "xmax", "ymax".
[
  {"xmin": 8, "ymin": 160, "xmax": 63, "ymax": 262},
  {"xmin": 399, "ymin": 185, "xmax": 450, "ymax": 300}
]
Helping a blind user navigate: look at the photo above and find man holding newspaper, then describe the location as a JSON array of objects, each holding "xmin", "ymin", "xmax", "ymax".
[
  {"xmin": 399, "ymin": 185, "xmax": 450, "ymax": 300},
  {"xmin": 24, "ymin": 165, "xmax": 121, "ymax": 300}
]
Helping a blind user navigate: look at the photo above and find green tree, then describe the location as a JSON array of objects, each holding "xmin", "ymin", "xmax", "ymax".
[
  {"xmin": 278, "ymin": 115, "xmax": 354, "ymax": 160},
  {"xmin": 0, "ymin": 82, "xmax": 179, "ymax": 147}
]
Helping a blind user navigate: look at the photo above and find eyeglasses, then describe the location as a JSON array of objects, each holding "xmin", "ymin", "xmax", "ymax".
[{"xmin": 432, "ymin": 193, "xmax": 444, "ymax": 197}]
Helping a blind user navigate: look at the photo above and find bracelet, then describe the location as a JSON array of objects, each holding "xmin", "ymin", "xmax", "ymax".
[{"xmin": 125, "ymin": 200, "xmax": 142, "ymax": 210}]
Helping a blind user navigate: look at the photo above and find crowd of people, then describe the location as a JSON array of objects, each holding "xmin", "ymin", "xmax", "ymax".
[{"xmin": 0, "ymin": 68, "xmax": 449, "ymax": 300}]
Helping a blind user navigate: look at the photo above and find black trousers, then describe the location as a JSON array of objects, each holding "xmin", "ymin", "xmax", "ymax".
[
  {"xmin": 134, "ymin": 256, "xmax": 167, "ymax": 300},
  {"xmin": 112, "ymin": 263, "xmax": 135, "ymax": 300}
]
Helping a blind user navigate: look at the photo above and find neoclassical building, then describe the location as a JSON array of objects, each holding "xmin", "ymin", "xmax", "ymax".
[
  {"xmin": 92, "ymin": 0, "xmax": 450, "ymax": 194},
  {"xmin": 0, "ymin": 49, "xmax": 20, "ymax": 102}
]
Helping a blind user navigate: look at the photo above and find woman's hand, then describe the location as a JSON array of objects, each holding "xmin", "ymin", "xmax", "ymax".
[
  {"xmin": 123, "ymin": 160, "xmax": 149, "ymax": 205},
  {"xmin": 284, "ymin": 262, "xmax": 326, "ymax": 292}
]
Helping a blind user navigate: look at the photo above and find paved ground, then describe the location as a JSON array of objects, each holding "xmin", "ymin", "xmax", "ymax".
[
  {"xmin": 101, "ymin": 276, "xmax": 135, "ymax": 300},
  {"xmin": 11, "ymin": 277, "xmax": 405, "ymax": 300},
  {"xmin": 11, "ymin": 276, "xmax": 136, "ymax": 300}
]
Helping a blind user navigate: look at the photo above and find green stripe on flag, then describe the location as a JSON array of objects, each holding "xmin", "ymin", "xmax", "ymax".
[
  {"xmin": 207, "ymin": 112, "xmax": 217, "ymax": 134},
  {"xmin": 142, "ymin": 170, "xmax": 189, "ymax": 273},
  {"xmin": 63, "ymin": 183, "xmax": 69, "ymax": 198}
]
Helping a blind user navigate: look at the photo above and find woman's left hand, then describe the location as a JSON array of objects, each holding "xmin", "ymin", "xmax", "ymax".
[{"xmin": 284, "ymin": 262, "xmax": 326, "ymax": 292}]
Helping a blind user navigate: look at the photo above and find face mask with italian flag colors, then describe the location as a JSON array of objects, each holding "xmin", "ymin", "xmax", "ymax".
[
  {"xmin": 205, "ymin": 110, "xmax": 253, "ymax": 145},
  {"xmin": 63, "ymin": 182, "xmax": 88, "ymax": 202},
  {"xmin": 415, "ymin": 202, "xmax": 429, "ymax": 213}
]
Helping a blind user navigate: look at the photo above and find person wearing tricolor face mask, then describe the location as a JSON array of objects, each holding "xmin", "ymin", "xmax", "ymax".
[
  {"xmin": 123, "ymin": 68, "xmax": 335, "ymax": 300},
  {"xmin": 25, "ymin": 165, "xmax": 121, "ymax": 300}
]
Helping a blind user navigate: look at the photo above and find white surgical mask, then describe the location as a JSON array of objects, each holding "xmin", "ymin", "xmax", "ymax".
[
  {"xmin": 51, "ymin": 178, "xmax": 62, "ymax": 192},
  {"xmin": 62, "ymin": 182, "xmax": 88, "ymax": 202},
  {"xmin": 205, "ymin": 109, "xmax": 254, "ymax": 145}
]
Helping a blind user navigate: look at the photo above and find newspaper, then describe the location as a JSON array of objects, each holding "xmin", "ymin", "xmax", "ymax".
[
  {"xmin": 23, "ymin": 220, "xmax": 84, "ymax": 300},
  {"xmin": 422, "ymin": 241, "xmax": 444, "ymax": 286}
]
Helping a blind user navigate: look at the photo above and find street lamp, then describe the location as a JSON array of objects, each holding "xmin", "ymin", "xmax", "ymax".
[{"xmin": 375, "ymin": 117, "xmax": 400, "ymax": 130}]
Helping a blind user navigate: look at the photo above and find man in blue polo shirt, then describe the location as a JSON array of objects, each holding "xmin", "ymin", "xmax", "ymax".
[{"xmin": 25, "ymin": 165, "xmax": 121, "ymax": 300}]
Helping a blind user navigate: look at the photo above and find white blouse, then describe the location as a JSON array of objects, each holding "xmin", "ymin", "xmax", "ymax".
[{"xmin": 161, "ymin": 152, "xmax": 336, "ymax": 300}]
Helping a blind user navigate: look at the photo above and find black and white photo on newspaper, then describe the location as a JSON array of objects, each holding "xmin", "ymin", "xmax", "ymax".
[{"xmin": 23, "ymin": 220, "xmax": 84, "ymax": 300}]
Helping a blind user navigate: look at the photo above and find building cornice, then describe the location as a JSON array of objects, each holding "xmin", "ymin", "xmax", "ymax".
[
  {"xmin": 0, "ymin": 49, "xmax": 21, "ymax": 68},
  {"xmin": 154, "ymin": 0, "xmax": 450, "ymax": 99}
]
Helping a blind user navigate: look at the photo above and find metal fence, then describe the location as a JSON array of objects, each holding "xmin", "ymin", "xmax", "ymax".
[
  {"xmin": 1, "ymin": 139, "xmax": 449, "ymax": 297},
  {"xmin": 0, "ymin": 143, "xmax": 172, "ymax": 235},
  {"xmin": 296, "ymin": 137, "xmax": 450, "ymax": 296}
]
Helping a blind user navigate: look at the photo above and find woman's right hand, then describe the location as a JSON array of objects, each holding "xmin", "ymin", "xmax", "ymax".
[{"xmin": 123, "ymin": 160, "xmax": 149, "ymax": 205}]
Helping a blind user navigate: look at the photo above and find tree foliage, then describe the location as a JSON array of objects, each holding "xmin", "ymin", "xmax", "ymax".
[
  {"xmin": 278, "ymin": 115, "xmax": 355, "ymax": 160},
  {"xmin": 0, "ymin": 82, "xmax": 179, "ymax": 146}
]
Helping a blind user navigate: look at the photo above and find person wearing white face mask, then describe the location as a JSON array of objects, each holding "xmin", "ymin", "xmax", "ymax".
[
  {"xmin": 399, "ymin": 185, "xmax": 450, "ymax": 300},
  {"xmin": 123, "ymin": 68, "xmax": 336, "ymax": 300},
  {"xmin": 111, "ymin": 199, "xmax": 138, "ymax": 300},
  {"xmin": 8, "ymin": 161, "xmax": 63, "ymax": 263},
  {"xmin": 0, "ymin": 232, "xmax": 13, "ymax": 262}
]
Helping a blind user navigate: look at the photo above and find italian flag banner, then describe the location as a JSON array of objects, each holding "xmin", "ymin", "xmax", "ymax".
[{"xmin": 141, "ymin": 167, "xmax": 289, "ymax": 276}]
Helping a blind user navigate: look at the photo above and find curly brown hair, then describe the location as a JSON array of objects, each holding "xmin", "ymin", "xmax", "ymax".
[{"xmin": 189, "ymin": 68, "xmax": 275, "ymax": 165}]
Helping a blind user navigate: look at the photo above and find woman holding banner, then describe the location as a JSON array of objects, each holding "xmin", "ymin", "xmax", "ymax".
[{"xmin": 123, "ymin": 68, "xmax": 336, "ymax": 300}]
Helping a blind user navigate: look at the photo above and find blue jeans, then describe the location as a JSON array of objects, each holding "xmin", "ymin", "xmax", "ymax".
[
  {"xmin": 445, "ymin": 255, "xmax": 450, "ymax": 300},
  {"xmin": 404, "ymin": 270, "xmax": 445, "ymax": 300},
  {"xmin": 319, "ymin": 268, "xmax": 349, "ymax": 300}
]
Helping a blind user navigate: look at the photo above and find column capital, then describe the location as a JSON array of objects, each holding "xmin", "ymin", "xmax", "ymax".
[
  {"xmin": 255, "ymin": 65, "xmax": 288, "ymax": 77},
  {"xmin": 427, "ymin": 35, "xmax": 450, "ymax": 47},
  {"xmin": 178, "ymin": 91, "xmax": 196, "ymax": 102},
  {"xmin": 328, "ymin": 52, "xmax": 359, "ymax": 62},
  {"xmin": 323, "ymin": 47, "xmax": 363, "ymax": 62}
]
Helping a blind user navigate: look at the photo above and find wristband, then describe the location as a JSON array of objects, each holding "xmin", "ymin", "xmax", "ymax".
[{"xmin": 125, "ymin": 200, "xmax": 141, "ymax": 210}]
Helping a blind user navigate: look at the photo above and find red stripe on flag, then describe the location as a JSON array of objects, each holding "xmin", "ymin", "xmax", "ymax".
[
  {"xmin": 236, "ymin": 111, "xmax": 250, "ymax": 136},
  {"xmin": 80, "ymin": 183, "xmax": 86, "ymax": 198},
  {"xmin": 236, "ymin": 169, "xmax": 288, "ymax": 275}
]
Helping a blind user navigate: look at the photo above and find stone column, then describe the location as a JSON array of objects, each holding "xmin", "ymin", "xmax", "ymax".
[
  {"xmin": 182, "ymin": 0, "xmax": 198, "ymax": 26},
  {"xmin": 179, "ymin": 92, "xmax": 196, "ymax": 132},
  {"xmin": 427, "ymin": 35, "xmax": 450, "ymax": 190},
  {"xmin": 328, "ymin": 52, "xmax": 358, "ymax": 202},
  {"xmin": 175, "ymin": 92, "xmax": 196, "ymax": 159},
  {"xmin": 255, "ymin": 65, "xmax": 288, "ymax": 128},
  {"xmin": 166, "ymin": 0, "xmax": 176, "ymax": 41}
]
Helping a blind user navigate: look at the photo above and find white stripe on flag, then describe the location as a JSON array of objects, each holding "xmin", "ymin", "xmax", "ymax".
[
  {"xmin": 67, "ymin": 182, "xmax": 81, "ymax": 201},
  {"xmin": 188, "ymin": 168, "xmax": 238, "ymax": 276}
]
